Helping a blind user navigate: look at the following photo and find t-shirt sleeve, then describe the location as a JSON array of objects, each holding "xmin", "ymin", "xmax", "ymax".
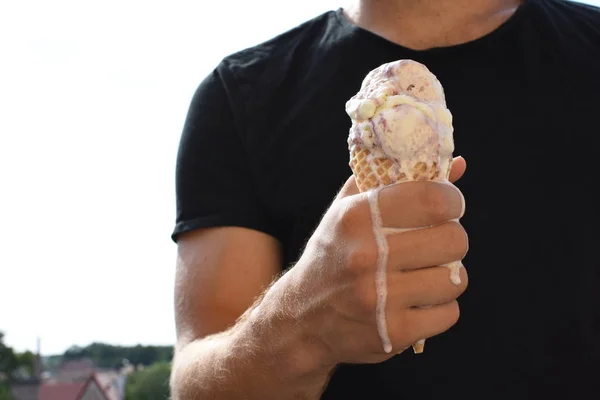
[{"xmin": 171, "ymin": 65, "xmax": 276, "ymax": 243}]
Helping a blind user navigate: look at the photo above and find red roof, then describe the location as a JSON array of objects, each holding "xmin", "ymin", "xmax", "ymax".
[
  {"xmin": 39, "ymin": 375, "xmax": 109, "ymax": 400},
  {"xmin": 39, "ymin": 381, "xmax": 86, "ymax": 400}
]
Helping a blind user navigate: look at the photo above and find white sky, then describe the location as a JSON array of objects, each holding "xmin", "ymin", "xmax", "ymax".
[{"xmin": 1, "ymin": 0, "xmax": 599, "ymax": 356}]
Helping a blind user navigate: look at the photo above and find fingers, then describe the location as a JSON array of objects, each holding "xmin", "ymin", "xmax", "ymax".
[
  {"xmin": 378, "ymin": 181, "xmax": 465, "ymax": 229},
  {"xmin": 448, "ymin": 156, "xmax": 466, "ymax": 183},
  {"xmin": 387, "ymin": 263, "xmax": 468, "ymax": 308},
  {"xmin": 338, "ymin": 156, "xmax": 466, "ymax": 223},
  {"xmin": 387, "ymin": 221, "xmax": 468, "ymax": 271},
  {"xmin": 388, "ymin": 301, "xmax": 461, "ymax": 351}
]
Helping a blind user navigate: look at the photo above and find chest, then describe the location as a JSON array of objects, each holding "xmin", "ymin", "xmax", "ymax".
[{"xmin": 245, "ymin": 55, "xmax": 600, "ymax": 266}]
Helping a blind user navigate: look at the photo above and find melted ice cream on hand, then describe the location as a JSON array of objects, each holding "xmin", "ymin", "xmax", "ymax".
[{"xmin": 346, "ymin": 60, "xmax": 463, "ymax": 354}]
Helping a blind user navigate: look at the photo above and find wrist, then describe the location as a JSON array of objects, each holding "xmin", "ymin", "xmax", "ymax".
[{"xmin": 238, "ymin": 300, "xmax": 334, "ymax": 388}]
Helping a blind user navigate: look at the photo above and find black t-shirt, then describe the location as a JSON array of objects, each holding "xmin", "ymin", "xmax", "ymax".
[{"xmin": 172, "ymin": 0, "xmax": 600, "ymax": 398}]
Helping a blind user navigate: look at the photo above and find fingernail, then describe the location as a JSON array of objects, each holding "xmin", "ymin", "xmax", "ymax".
[{"xmin": 458, "ymin": 187, "xmax": 466, "ymax": 219}]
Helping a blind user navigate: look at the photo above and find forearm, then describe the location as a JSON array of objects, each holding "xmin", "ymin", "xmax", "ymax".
[{"xmin": 170, "ymin": 309, "xmax": 333, "ymax": 400}]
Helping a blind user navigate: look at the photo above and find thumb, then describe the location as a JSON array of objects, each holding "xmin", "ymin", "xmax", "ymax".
[{"xmin": 448, "ymin": 156, "xmax": 467, "ymax": 183}]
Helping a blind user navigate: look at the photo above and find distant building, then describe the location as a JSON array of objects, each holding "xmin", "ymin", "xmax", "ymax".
[
  {"xmin": 10, "ymin": 378, "xmax": 40, "ymax": 400},
  {"xmin": 54, "ymin": 358, "xmax": 96, "ymax": 382},
  {"xmin": 42, "ymin": 358, "xmax": 125, "ymax": 400},
  {"xmin": 38, "ymin": 374, "xmax": 109, "ymax": 400},
  {"xmin": 10, "ymin": 337, "xmax": 43, "ymax": 400},
  {"xmin": 95, "ymin": 370, "xmax": 126, "ymax": 400},
  {"xmin": 10, "ymin": 339, "xmax": 123, "ymax": 400}
]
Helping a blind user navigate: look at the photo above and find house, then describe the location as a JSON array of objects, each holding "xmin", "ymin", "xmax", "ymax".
[
  {"xmin": 95, "ymin": 371, "xmax": 126, "ymax": 400},
  {"xmin": 11, "ymin": 357, "xmax": 124, "ymax": 400},
  {"xmin": 39, "ymin": 374, "xmax": 109, "ymax": 400},
  {"xmin": 10, "ymin": 378, "xmax": 40, "ymax": 400},
  {"xmin": 11, "ymin": 373, "xmax": 117, "ymax": 400},
  {"xmin": 43, "ymin": 358, "xmax": 125, "ymax": 400},
  {"xmin": 10, "ymin": 338, "xmax": 44, "ymax": 400},
  {"xmin": 55, "ymin": 358, "xmax": 96, "ymax": 382}
]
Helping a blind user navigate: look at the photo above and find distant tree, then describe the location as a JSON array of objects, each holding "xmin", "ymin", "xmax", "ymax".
[
  {"xmin": 0, "ymin": 332, "xmax": 17, "ymax": 400},
  {"xmin": 0, "ymin": 384, "xmax": 13, "ymax": 400},
  {"xmin": 62, "ymin": 345, "xmax": 90, "ymax": 361},
  {"xmin": 0, "ymin": 333, "xmax": 18, "ymax": 379},
  {"xmin": 14, "ymin": 352, "xmax": 35, "ymax": 377},
  {"xmin": 125, "ymin": 362, "xmax": 171, "ymax": 400},
  {"xmin": 61, "ymin": 343, "xmax": 173, "ymax": 369}
]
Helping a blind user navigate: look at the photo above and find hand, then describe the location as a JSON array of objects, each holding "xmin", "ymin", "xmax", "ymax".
[{"xmin": 260, "ymin": 157, "xmax": 469, "ymax": 369}]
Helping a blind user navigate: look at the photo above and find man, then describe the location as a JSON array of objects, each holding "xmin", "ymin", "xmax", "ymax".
[{"xmin": 169, "ymin": 0, "xmax": 600, "ymax": 398}]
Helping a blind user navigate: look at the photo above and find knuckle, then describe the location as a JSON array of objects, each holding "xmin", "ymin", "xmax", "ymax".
[
  {"xmin": 447, "ymin": 300, "xmax": 461, "ymax": 327},
  {"xmin": 387, "ymin": 312, "xmax": 410, "ymax": 348},
  {"xmin": 338, "ymin": 198, "xmax": 365, "ymax": 235},
  {"xmin": 451, "ymin": 275, "xmax": 468, "ymax": 302},
  {"xmin": 352, "ymin": 276, "xmax": 377, "ymax": 313},
  {"xmin": 420, "ymin": 184, "xmax": 451, "ymax": 220},
  {"xmin": 459, "ymin": 268, "xmax": 469, "ymax": 292},
  {"xmin": 346, "ymin": 245, "xmax": 376, "ymax": 274},
  {"xmin": 446, "ymin": 222, "xmax": 469, "ymax": 259}
]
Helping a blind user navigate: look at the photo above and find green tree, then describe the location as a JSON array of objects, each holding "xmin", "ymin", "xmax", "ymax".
[
  {"xmin": 125, "ymin": 362, "xmax": 171, "ymax": 400},
  {"xmin": 0, "ymin": 333, "xmax": 18, "ymax": 376},
  {"xmin": 0, "ymin": 384, "xmax": 13, "ymax": 400},
  {"xmin": 15, "ymin": 351, "xmax": 35, "ymax": 377},
  {"xmin": 62, "ymin": 345, "xmax": 89, "ymax": 361},
  {"xmin": 61, "ymin": 343, "xmax": 173, "ymax": 369},
  {"xmin": 0, "ymin": 332, "xmax": 16, "ymax": 400}
]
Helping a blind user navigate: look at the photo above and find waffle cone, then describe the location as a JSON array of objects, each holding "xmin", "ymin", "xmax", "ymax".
[
  {"xmin": 350, "ymin": 146, "xmax": 451, "ymax": 354},
  {"xmin": 412, "ymin": 339, "xmax": 425, "ymax": 354},
  {"xmin": 350, "ymin": 146, "xmax": 447, "ymax": 192}
]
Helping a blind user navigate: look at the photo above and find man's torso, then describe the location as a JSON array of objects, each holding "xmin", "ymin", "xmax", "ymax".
[{"xmin": 214, "ymin": 0, "xmax": 600, "ymax": 397}]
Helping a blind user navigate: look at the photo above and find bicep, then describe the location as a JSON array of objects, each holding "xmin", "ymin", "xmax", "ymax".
[
  {"xmin": 174, "ymin": 226, "xmax": 282, "ymax": 345},
  {"xmin": 172, "ymin": 65, "xmax": 283, "ymax": 345}
]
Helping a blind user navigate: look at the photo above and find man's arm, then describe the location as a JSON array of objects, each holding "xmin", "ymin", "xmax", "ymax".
[
  {"xmin": 170, "ymin": 165, "xmax": 469, "ymax": 399},
  {"xmin": 169, "ymin": 227, "xmax": 332, "ymax": 400}
]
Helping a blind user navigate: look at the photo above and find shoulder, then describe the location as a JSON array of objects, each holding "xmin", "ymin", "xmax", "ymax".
[
  {"xmin": 526, "ymin": 0, "xmax": 600, "ymax": 64},
  {"xmin": 533, "ymin": 0, "xmax": 600, "ymax": 33},
  {"xmin": 544, "ymin": 0, "xmax": 600, "ymax": 18},
  {"xmin": 216, "ymin": 10, "xmax": 342, "ymax": 88},
  {"xmin": 206, "ymin": 9, "xmax": 352, "ymax": 137}
]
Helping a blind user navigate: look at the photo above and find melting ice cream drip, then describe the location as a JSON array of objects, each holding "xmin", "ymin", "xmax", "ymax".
[
  {"xmin": 367, "ymin": 183, "xmax": 463, "ymax": 355},
  {"xmin": 444, "ymin": 260, "xmax": 463, "ymax": 285},
  {"xmin": 367, "ymin": 188, "xmax": 393, "ymax": 354}
]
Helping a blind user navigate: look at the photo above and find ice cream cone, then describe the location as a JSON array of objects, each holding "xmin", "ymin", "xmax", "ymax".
[
  {"xmin": 346, "ymin": 59, "xmax": 455, "ymax": 355},
  {"xmin": 412, "ymin": 339, "xmax": 425, "ymax": 354},
  {"xmin": 350, "ymin": 145, "xmax": 451, "ymax": 354},
  {"xmin": 350, "ymin": 146, "xmax": 449, "ymax": 192}
]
